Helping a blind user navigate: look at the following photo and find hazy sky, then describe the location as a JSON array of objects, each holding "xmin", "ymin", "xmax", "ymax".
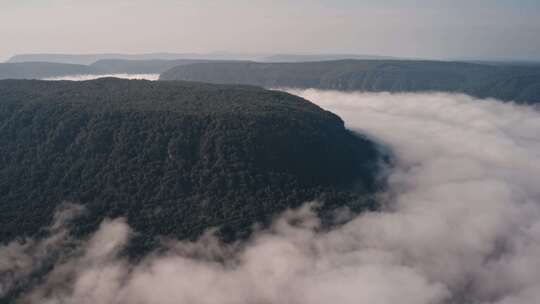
[{"xmin": 1, "ymin": 0, "xmax": 539, "ymax": 61}]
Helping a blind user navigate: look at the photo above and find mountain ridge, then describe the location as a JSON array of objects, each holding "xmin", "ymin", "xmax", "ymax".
[
  {"xmin": 0, "ymin": 78, "xmax": 382, "ymax": 252},
  {"xmin": 160, "ymin": 59, "xmax": 540, "ymax": 104}
]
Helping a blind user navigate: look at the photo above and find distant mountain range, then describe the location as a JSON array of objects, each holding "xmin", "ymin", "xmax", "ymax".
[
  {"xmin": 6, "ymin": 53, "xmax": 261, "ymax": 65},
  {"xmin": 0, "ymin": 62, "xmax": 98, "ymax": 79},
  {"xmin": 260, "ymin": 54, "xmax": 398, "ymax": 62},
  {"xmin": 3, "ymin": 55, "xmax": 540, "ymax": 104},
  {"xmin": 0, "ymin": 60, "xmax": 244, "ymax": 79},
  {"xmin": 160, "ymin": 59, "xmax": 540, "ymax": 104},
  {"xmin": 6, "ymin": 53, "xmax": 402, "ymax": 65},
  {"xmin": 88, "ymin": 59, "xmax": 234, "ymax": 74}
]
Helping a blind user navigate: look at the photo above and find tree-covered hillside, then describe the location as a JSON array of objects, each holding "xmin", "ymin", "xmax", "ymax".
[
  {"xmin": 0, "ymin": 78, "xmax": 382, "ymax": 251},
  {"xmin": 0, "ymin": 59, "xmax": 242, "ymax": 79},
  {"xmin": 262, "ymin": 54, "xmax": 397, "ymax": 62},
  {"xmin": 89, "ymin": 59, "xmax": 234, "ymax": 74},
  {"xmin": 160, "ymin": 60, "xmax": 540, "ymax": 104}
]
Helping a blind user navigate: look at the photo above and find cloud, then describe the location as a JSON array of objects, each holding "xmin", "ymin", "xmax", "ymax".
[
  {"xmin": 2, "ymin": 91, "xmax": 540, "ymax": 304},
  {"xmin": 288, "ymin": 90, "xmax": 540, "ymax": 304},
  {"xmin": 0, "ymin": 203, "xmax": 84, "ymax": 298},
  {"xmin": 18, "ymin": 218, "xmax": 131, "ymax": 304}
]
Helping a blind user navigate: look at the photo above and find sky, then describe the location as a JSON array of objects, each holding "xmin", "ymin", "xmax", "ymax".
[{"xmin": 1, "ymin": 0, "xmax": 540, "ymax": 61}]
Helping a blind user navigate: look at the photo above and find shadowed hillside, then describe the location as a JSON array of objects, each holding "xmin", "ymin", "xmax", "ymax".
[
  {"xmin": 0, "ymin": 59, "xmax": 243, "ymax": 79},
  {"xmin": 89, "ymin": 59, "xmax": 240, "ymax": 74},
  {"xmin": 160, "ymin": 60, "xmax": 540, "ymax": 104},
  {"xmin": 0, "ymin": 62, "xmax": 98, "ymax": 79}
]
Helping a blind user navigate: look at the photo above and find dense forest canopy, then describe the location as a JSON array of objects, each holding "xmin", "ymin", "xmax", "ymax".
[
  {"xmin": 160, "ymin": 59, "xmax": 540, "ymax": 104},
  {"xmin": 0, "ymin": 78, "xmax": 382, "ymax": 253}
]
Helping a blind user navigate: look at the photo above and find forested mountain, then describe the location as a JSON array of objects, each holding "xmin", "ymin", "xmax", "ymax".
[
  {"xmin": 0, "ymin": 78, "xmax": 382, "ymax": 252},
  {"xmin": 0, "ymin": 62, "xmax": 98, "ymax": 80},
  {"xmin": 262, "ymin": 54, "xmax": 397, "ymax": 62},
  {"xmin": 0, "ymin": 59, "xmax": 241, "ymax": 79},
  {"xmin": 160, "ymin": 60, "xmax": 540, "ymax": 104},
  {"xmin": 89, "ymin": 59, "xmax": 234, "ymax": 74}
]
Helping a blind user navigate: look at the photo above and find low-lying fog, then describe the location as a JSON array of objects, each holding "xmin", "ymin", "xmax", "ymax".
[{"xmin": 2, "ymin": 90, "xmax": 540, "ymax": 304}]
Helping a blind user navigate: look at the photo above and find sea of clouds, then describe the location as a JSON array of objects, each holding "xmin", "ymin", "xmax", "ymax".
[{"xmin": 1, "ymin": 91, "xmax": 540, "ymax": 304}]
